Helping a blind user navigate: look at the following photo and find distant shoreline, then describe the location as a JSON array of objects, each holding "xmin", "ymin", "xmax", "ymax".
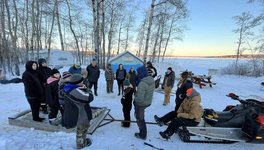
[{"xmin": 164, "ymin": 54, "xmax": 264, "ymax": 59}]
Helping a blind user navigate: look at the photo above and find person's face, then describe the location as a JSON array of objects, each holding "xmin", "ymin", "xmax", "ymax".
[
  {"xmin": 54, "ymin": 73, "xmax": 61, "ymax": 79},
  {"xmin": 131, "ymin": 68, "xmax": 134, "ymax": 71},
  {"xmin": 92, "ymin": 61, "xmax": 97, "ymax": 66},
  {"xmin": 167, "ymin": 69, "xmax": 171, "ymax": 74},
  {"xmin": 42, "ymin": 62, "xmax": 47, "ymax": 67},
  {"xmin": 119, "ymin": 65, "xmax": 123, "ymax": 69},
  {"xmin": 32, "ymin": 63, "xmax": 37, "ymax": 70}
]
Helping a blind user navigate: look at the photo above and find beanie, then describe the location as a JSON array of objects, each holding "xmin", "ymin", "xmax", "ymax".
[
  {"xmin": 62, "ymin": 71, "xmax": 72, "ymax": 79},
  {"xmin": 123, "ymin": 79, "xmax": 130, "ymax": 86},
  {"xmin": 38, "ymin": 58, "xmax": 47, "ymax": 64},
  {"xmin": 69, "ymin": 74, "xmax": 84, "ymax": 84},
  {"xmin": 168, "ymin": 67, "xmax": 172, "ymax": 71},
  {"xmin": 51, "ymin": 69, "xmax": 60, "ymax": 75},
  {"xmin": 186, "ymin": 88, "xmax": 193, "ymax": 95}
]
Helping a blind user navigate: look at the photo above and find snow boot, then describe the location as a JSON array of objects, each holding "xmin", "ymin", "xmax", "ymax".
[
  {"xmin": 134, "ymin": 133, "xmax": 146, "ymax": 140},
  {"xmin": 154, "ymin": 115, "xmax": 164, "ymax": 126},
  {"xmin": 159, "ymin": 130, "xmax": 174, "ymax": 140},
  {"xmin": 76, "ymin": 138, "xmax": 92, "ymax": 149},
  {"xmin": 33, "ymin": 117, "xmax": 45, "ymax": 122},
  {"xmin": 121, "ymin": 121, "xmax": 130, "ymax": 128}
]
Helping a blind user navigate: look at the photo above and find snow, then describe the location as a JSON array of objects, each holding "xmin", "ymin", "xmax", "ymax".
[{"xmin": 0, "ymin": 58, "xmax": 264, "ymax": 150}]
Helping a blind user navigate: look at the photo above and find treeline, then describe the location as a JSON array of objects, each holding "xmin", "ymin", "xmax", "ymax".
[{"xmin": 0, "ymin": 0, "xmax": 188, "ymax": 76}]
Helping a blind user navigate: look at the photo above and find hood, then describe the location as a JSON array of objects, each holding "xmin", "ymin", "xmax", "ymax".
[
  {"xmin": 38, "ymin": 58, "xmax": 47, "ymax": 67},
  {"xmin": 137, "ymin": 66, "xmax": 148, "ymax": 80},
  {"xmin": 25, "ymin": 61, "xmax": 37, "ymax": 72},
  {"xmin": 64, "ymin": 83, "xmax": 80, "ymax": 93},
  {"xmin": 187, "ymin": 89, "xmax": 201, "ymax": 102}
]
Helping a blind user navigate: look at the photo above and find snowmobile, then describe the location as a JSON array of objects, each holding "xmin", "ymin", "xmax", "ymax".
[{"xmin": 178, "ymin": 93, "xmax": 264, "ymax": 144}]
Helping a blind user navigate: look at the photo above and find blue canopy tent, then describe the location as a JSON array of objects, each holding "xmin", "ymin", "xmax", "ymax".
[{"xmin": 108, "ymin": 51, "xmax": 144, "ymax": 73}]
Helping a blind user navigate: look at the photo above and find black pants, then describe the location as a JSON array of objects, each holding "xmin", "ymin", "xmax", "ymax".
[
  {"xmin": 49, "ymin": 104, "xmax": 63, "ymax": 120},
  {"xmin": 117, "ymin": 79, "xmax": 124, "ymax": 95},
  {"xmin": 27, "ymin": 98, "xmax": 41, "ymax": 120},
  {"xmin": 134, "ymin": 104, "xmax": 148, "ymax": 138},
  {"xmin": 160, "ymin": 111, "xmax": 177, "ymax": 124},
  {"xmin": 89, "ymin": 81, "xmax": 98, "ymax": 94},
  {"xmin": 165, "ymin": 117, "xmax": 199, "ymax": 133},
  {"xmin": 121, "ymin": 91, "xmax": 133, "ymax": 125}
]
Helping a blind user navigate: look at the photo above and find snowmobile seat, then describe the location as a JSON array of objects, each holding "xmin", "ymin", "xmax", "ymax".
[{"xmin": 216, "ymin": 111, "xmax": 235, "ymax": 123}]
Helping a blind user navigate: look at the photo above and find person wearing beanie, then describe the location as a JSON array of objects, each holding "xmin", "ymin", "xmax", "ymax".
[
  {"xmin": 162, "ymin": 67, "xmax": 175, "ymax": 106},
  {"xmin": 62, "ymin": 74, "xmax": 94, "ymax": 149},
  {"xmin": 154, "ymin": 71, "xmax": 193, "ymax": 127},
  {"xmin": 86, "ymin": 59, "xmax": 100, "ymax": 96},
  {"xmin": 105, "ymin": 64, "xmax": 115, "ymax": 93},
  {"xmin": 68, "ymin": 64, "xmax": 82, "ymax": 75},
  {"xmin": 134, "ymin": 65, "xmax": 155, "ymax": 140},
  {"xmin": 120, "ymin": 79, "xmax": 134, "ymax": 127},
  {"xmin": 37, "ymin": 58, "xmax": 52, "ymax": 114},
  {"xmin": 126, "ymin": 67, "xmax": 137, "ymax": 93},
  {"xmin": 159, "ymin": 88, "xmax": 203, "ymax": 140},
  {"xmin": 22, "ymin": 61, "xmax": 45, "ymax": 122},
  {"xmin": 58, "ymin": 72, "xmax": 72, "ymax": 109},
  {"xmin": 45, "ymin": 69, "xmax": 62, "ymax": 125}
]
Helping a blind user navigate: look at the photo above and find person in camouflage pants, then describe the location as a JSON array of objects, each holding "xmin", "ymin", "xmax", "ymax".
[{"xmin": 105, "ymin": 63, "xmax": 115, "ymax": 93}]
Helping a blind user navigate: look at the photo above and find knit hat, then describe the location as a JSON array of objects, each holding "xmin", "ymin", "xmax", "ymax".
[
  {"xmin": 168, "ymin": 67, "xmax": 172, "ymax": 71},
  {"xmin": 181, "ymin": 71, "xmax": 189, "ymax": 78},
  {"xmin": 123, "ymin": 79, "xmax": 130, "ymax": 86},
  {"xmin": 38, "ymin": 58, "xmax": 47, "ymax": 64},
  {"xmin": 69, "ymin": 74, "xmax": 84, "ymax": 84},
  {"xmin": 62, "ymin": 71, "xmax": 72, "ymax": 79},
  {"xmin": 51, "ymin": 69, "xmax": 60, "ymax": 75},
  {"xmin": 186, "ymin": 88, "xmax": 193, "ymax": 95}
]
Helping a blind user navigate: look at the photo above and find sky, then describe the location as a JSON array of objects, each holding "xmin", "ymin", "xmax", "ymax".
[{"xmin": 140, "ymin": 0, "xmax": 263, "ymax": 56}]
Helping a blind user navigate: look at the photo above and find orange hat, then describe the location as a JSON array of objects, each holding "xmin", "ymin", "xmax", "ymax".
[{"xmin": 186, "ymin": 88, "xmax": 193, "ymax": 95}]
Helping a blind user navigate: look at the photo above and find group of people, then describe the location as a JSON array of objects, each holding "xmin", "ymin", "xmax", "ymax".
[{"xmin": 21, "ymin": 58, "xmax": 203, "ymax": 149}]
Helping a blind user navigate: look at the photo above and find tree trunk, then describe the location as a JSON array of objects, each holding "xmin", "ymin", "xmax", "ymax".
[
  {"xmin": 151, "ymin": 23, "xmax": 161, "ymax": 63},
  {"xmin": 47, "ymin": 1, "xmax": 57, "ymax": 62},
  {"xmin": 143, "ymin": 0, "xmax": 155, "ymax": 63},
  {"xmin": 157, "ymin": 20, "xmax": 165, "ymax": 63},
  {"xmin": 30, "ymin": 0, "xmax": 36, "ymax": 60},
  {"xmin": 101, "ymin": 0, "xmax": 106, "ymax": 68},
  {"xmin": 55, "ymin": 0, "xmax": 64, "ymax": 51},
  {"xmin": 117, "ymin": 19, "xmax": 123, "ymax": 55},
  {"xmin": 66, "ymin": 0, "xmax": 81, "ymax": 65}
]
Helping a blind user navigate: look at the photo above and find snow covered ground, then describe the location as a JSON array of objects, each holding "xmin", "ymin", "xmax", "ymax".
[{"xmin": 0, "ymin": 58, "xmax": 263, "ymax": 150}]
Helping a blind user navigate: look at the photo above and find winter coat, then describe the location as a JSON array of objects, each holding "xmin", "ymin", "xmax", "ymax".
[
  {"xmin": 116, "ymin": 69, "xmax": 127, "ymax": 81},
  {"xmin": 37, "ymin": 65, "xmax": 52, "ymax": 86},
  {"xmin": 86, "ymin": 64, "xmax": 100, "ymax": 82},
  {"xmin": 134, "ymin": 67, "xmax": 155, "ymax": 107},
  {"xmin": 68, "ymin": 66, "xmax": 82, "ymax": 74},
  {"xmin": 58, "ymin": 79, "xmax": 67, "ymax": 105},
  {"xmin": 176, "ymin": 79, "xmax": 193, "ymax": 100},
  {"xmin": 22, "ymin": 61, "xmax": 43, "ymax": 99},
  {"xmin": 127, "ymin": 70, "xmax": 137, "ymax": 86},
  {"xmin": 62, "ymin": 84, "xmax": 93, "ymax": 128},
  {"xmin": 45, "ymin": 76, "xmax": 59, "ymax": 105},
  {"xmin": 105, "ymin": 66, "xmax": 115, "ymax": 81},
  {"xmin": 163, "ymin": 71, "xmax": 175, "ymax": 89},
  {"xmin": 177, "ymin": 89, "xmax": 203, "ymax": 123}
]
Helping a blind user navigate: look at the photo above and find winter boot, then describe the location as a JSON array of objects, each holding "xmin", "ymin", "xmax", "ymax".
[
  {"xmin": 154, "ymin": 115, "xmax": 164, "ymax": 126},
  {"xmin": 33, "ymin": 117, "xmax": 45, "ymax": 122},
  {"xmin": 159, "ymin": 130, "xmax": 174, "ymax": 140},
  {"xmin": 134, "ymin": 133, "xmax": 146, "ymax": 140},
  {"xmin": 76, "ymin": 138, "xmax": 92, "ymax": 149},
  {"xmin": 121, "ymin": 121, "xmax": 130, "ymax": 128}
]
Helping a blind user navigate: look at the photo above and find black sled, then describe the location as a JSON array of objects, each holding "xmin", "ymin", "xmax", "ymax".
[{"xmin": 178, "ymin": 93, "xmax": 264, "ymax": 144}]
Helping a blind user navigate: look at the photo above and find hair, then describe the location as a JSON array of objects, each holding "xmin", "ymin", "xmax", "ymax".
[{"xmin": 118, "ymin": 64, "xmax": 123, "ymax": 69}]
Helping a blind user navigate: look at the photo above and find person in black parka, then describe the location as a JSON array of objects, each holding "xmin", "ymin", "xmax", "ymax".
[
  {"xmin": 37, "ymin": 58, "xmax": 52, "ymax": 114},
  {"xmin": 146, "ymin": 61, "xmax": 157, "ymax": 78},
  {"xmin": 46, "ymin": 69, "xmax": 62, "ymax": 125},
  {"xmin": 121, "ymin": 79, "xmax": 134, "ymax": 127},
  {"xmin": 127, "ymin": 67, "xmax": 137, "ymax": 93},
  {"xmin": 22, "ymin": 61, "xmax": 45, "ymax": 122},
  {"xmin": 86, "ymin": 59, "xmax": 100, "ymax": 96},
  {"xmin": 116, "ymin": 64, "xmax": 127, "ymax": 96},
  {"xmin": 154, "ymin": 71, "xmax": 193, "ymax": 126}
]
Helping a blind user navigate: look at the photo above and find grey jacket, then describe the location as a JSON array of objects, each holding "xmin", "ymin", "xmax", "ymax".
[{"xmin": 134, "ymin": 76, "xmax": 155, "ymax": 107}]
